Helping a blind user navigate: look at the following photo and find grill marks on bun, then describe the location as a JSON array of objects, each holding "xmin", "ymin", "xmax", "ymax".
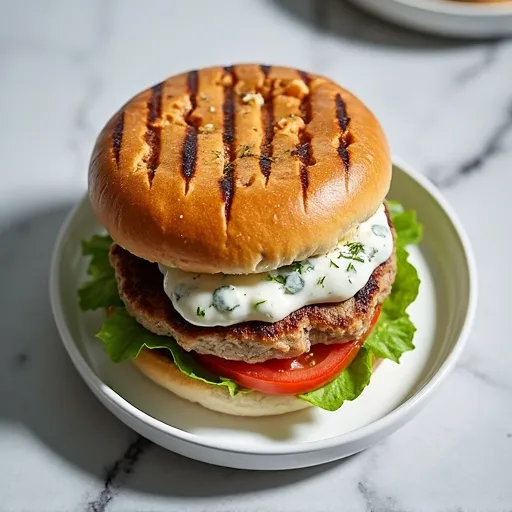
[
  {"xmin": 220, "ymin": 66, "xmax": 237, "ymax": 223},
  {"xmin": 260, "ymin": 64, "xmax": 271, "ymax": 77},
  {"xmin": 112, "ymin": 111, "xmax": 124, "ymax": 166},
  {"xmin": 259, "ymin": 64, "xmax": 273, "ymax": 184},
  {"xmin": 182, "ymin": 70, "xmax": 199, "ymax": 194},
  {"xmin": 294, "ymin": 141, "xmax": 312, "ymax": 210},
  {"xmin": 182, "ymin": 127, "xmax": 197, "ymax": 194},
  {"xmin": 94, "ymin": 65, "xmax": 390, "ymax": 274},
  {"xmin": 335, "ymin": 92, "xmax": 351, "ymax": 192},
  {"xmin": 144, "ymin": 83, "xmax": 163, "ymax": 187},
  {"xmin": 295, "ymin": 70, "xmax": 314, "ymax": 211},
  {"xmin": 110, "ymin": 66, "xmax": 347, "ymax": 209}
]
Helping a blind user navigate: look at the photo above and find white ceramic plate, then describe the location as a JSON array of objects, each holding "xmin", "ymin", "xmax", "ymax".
[
  {"xmin": 50, "ymin": 159, "xmax": 476, "ymax": 470},
  {"xmin": 349, "ymin": 0, "xmax": 512, "ymax": 38}
]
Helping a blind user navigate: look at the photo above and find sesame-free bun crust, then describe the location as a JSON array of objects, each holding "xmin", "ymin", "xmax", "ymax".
[
  {"xmin": 133, "ymin": 348, "xmax": 311, "ymax": 416},
  {"xmin": 89, "ymin": 64, "xmax": 391, "ymax": 274}
]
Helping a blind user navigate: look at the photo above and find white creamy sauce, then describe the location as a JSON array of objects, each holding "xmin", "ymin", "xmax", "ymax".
[{"xmin": 159, "ymin": 204, "xmax": 392, "ymax": 327}]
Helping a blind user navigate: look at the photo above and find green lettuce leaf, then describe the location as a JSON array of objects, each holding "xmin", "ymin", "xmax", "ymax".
[
  {"xmin": 298, "ymin": 200, "xmax": 422, "ymax": 410},
  {"xmin": 299, "ymin": 347, "xmax": 372, "ymax": 411},
  {"xmin": 81, "ymin": 235, "xmax": 115, "ymax": 276},
  {"xmin": 364, "ymin": 312, "xmax": 416, "ymax": 363},
  {"xmin": 392, "ymin": 210, "xmax": 422, "ymax": 247},
  {"xmin": 97, "ymin": 308, "xmax": 240, "ymax": 396},
  {"xmin": 382, "ymin": 246, "xmax": 420, "ymax": 319},
  {"xmin": 363, "ymin": 203, "xmax": 422, "ymax": 362},
  {"xmin": 78, "ymin": 234, "xmax": 123, "ymax": 310},
  {"xmin": 385, "ymin": 199, "xmax": 404, "ymax": 217}
]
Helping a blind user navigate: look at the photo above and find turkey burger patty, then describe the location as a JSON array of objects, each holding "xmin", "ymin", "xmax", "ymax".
[{"xmin": 109, "ymin": 210, "xmax": 396, "ymax": 364}]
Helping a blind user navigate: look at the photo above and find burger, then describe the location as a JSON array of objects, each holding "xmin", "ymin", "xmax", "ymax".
[{"xmin": 78, "ymin": 64, "xmax": 422, "ymax": 417}]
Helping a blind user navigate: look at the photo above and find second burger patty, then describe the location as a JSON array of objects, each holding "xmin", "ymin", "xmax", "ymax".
[{"xmin": 110, "ymin": 221, "xmax": 396, "ymax": 364}]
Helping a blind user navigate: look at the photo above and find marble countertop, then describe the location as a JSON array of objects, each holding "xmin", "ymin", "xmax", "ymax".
[{"xmin": 1, "ymin": 1, "xmax": 511, "ymax": 510}]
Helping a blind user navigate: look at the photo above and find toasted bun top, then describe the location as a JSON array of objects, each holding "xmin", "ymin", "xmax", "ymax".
[{"xmin": 89, "ymin": 64, "xmax": 391, "ymax": 274}]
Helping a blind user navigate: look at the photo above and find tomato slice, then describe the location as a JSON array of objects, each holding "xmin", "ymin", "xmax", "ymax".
[
  {"xmin": 196, "ymin": 341, "xmax": 362, "ymax": 395},
  {"xmin": 196, "ymin": 307, "xmax": 381, "ymax": 395}
]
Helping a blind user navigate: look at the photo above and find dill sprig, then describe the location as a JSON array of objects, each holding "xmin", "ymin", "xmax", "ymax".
[
  {"xmin": 290, "ymin": 260, "xmax": 314, "ymax": 274},
  {"xmin": 339, "ymin": 241, "xmax": 365, "ymax": 263}
]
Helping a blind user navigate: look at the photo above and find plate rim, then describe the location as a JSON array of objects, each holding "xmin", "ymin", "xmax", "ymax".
[
  {"xmin": 49, "ymin": 157, "xmax": 477, "ymax": 457},
  {"xmin": 392, "ymin": 0, "xmax": 512, "ymax": 16}
]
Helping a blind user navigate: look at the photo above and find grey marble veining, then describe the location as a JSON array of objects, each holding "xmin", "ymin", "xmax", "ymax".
[{"xmin": 1, "ymin": 1, "xmax": 511, "ymax": 511}]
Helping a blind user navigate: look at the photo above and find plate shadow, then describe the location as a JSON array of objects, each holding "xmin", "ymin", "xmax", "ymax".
[{"xmin": 0, "ymin": 203, "xmax": 356, "ymax": 499}]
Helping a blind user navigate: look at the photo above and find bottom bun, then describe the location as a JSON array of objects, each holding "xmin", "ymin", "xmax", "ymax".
[{"xmin": 133, "ymin": 349, "xmax": 311, "ymax": 417}]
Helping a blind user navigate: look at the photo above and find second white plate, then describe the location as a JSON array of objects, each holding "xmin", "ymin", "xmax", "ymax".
[
  {"xmin": 349, "ymin": 0, "xmax": 512, "ymax": 38},
  {"xmin": 50, "ymin": 159, "xmax": 476, "ymax": 470}
]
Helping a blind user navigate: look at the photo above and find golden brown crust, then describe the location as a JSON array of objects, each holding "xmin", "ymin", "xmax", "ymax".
[
  {"xmin": 89, "ymin": 64, "xmax": 391, "ymax": 274},
  {"xmin": 133, "ymin": 348, "xmax": 383, "ymax": 416}
]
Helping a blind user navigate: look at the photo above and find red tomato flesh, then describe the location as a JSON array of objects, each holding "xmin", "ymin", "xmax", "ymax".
[
  {"xmin": 196, "ymin": 341, "xmax": 363, "ymax": 395},
  {"xmin": 195, "ymin": 307, "xmax": 381, "ymax": 395}
]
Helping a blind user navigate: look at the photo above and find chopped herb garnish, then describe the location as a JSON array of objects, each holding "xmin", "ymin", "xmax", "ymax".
[
  {"xmin": 339, "ymin": 241, "xmax": 365, "ymax": 263},
  {"xmin": 317, "ymin": 276, "xmax": 326, "ymax": 287},
  {"xmin": 290, "ymin": 260, "xmax": 314, "ymax": 274},
  {"xmin": 213, "ymin": 150, "xmax": 223, "ymax": 160},
  {"xmin": 266, "ymin": 273, "xmax": 287, "ymax": 286},
  {"xmin": 347, "ymin": 241, "xmax": 365, "ymax": 255},
  {"xmin": 253, "ymin": 300, "xmax": 267, "ymax": 309},
  {"xmin": 196, "ymin": 307, "xmax": 205, "ymax": 317},
  {"xmin": 329, "ymin": 258, "xmax": 340, "ymax": 269},
  {"xmin": 239, "ymin": 144, "xmax": 256, "ymax": 158},
  {"xmin": 346, "ymin": 262, "xmax": 356, "ymax": 273},
  {"xmin": 223, "ymin": 162, "xmax": 234, "ymax": 174}
]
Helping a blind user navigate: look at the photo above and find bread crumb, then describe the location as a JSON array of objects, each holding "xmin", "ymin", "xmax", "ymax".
[
  {"xmin": 242, "ymin": 92, "xmax": 264, "ymax": 106},
  {"xmin": 199, "ymin": 123, "xmax": 215, "ymax": 134}
]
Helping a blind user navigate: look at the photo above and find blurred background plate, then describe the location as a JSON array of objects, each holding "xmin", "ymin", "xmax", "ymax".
[
  {"xmin": 349, "ymin": 0, "xmax": 512, "ymax": 38},
  {"xmin": 50, "ymin": 159, "xmax": 476, "ymax": 470}
]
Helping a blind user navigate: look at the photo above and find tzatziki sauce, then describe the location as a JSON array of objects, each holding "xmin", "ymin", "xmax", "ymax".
[{"xmin": 159, "ymin": 204, "xmax": 392, "ymax": 327}]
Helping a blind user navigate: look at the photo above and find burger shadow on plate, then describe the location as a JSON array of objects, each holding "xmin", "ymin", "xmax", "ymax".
[
  {"xmin": 270, "ymin": 0, "xmax": 494, "ymax": 48},
  {"xmin": 0, "ymin": 203, "xmax": 352, "ymax": 497}
]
